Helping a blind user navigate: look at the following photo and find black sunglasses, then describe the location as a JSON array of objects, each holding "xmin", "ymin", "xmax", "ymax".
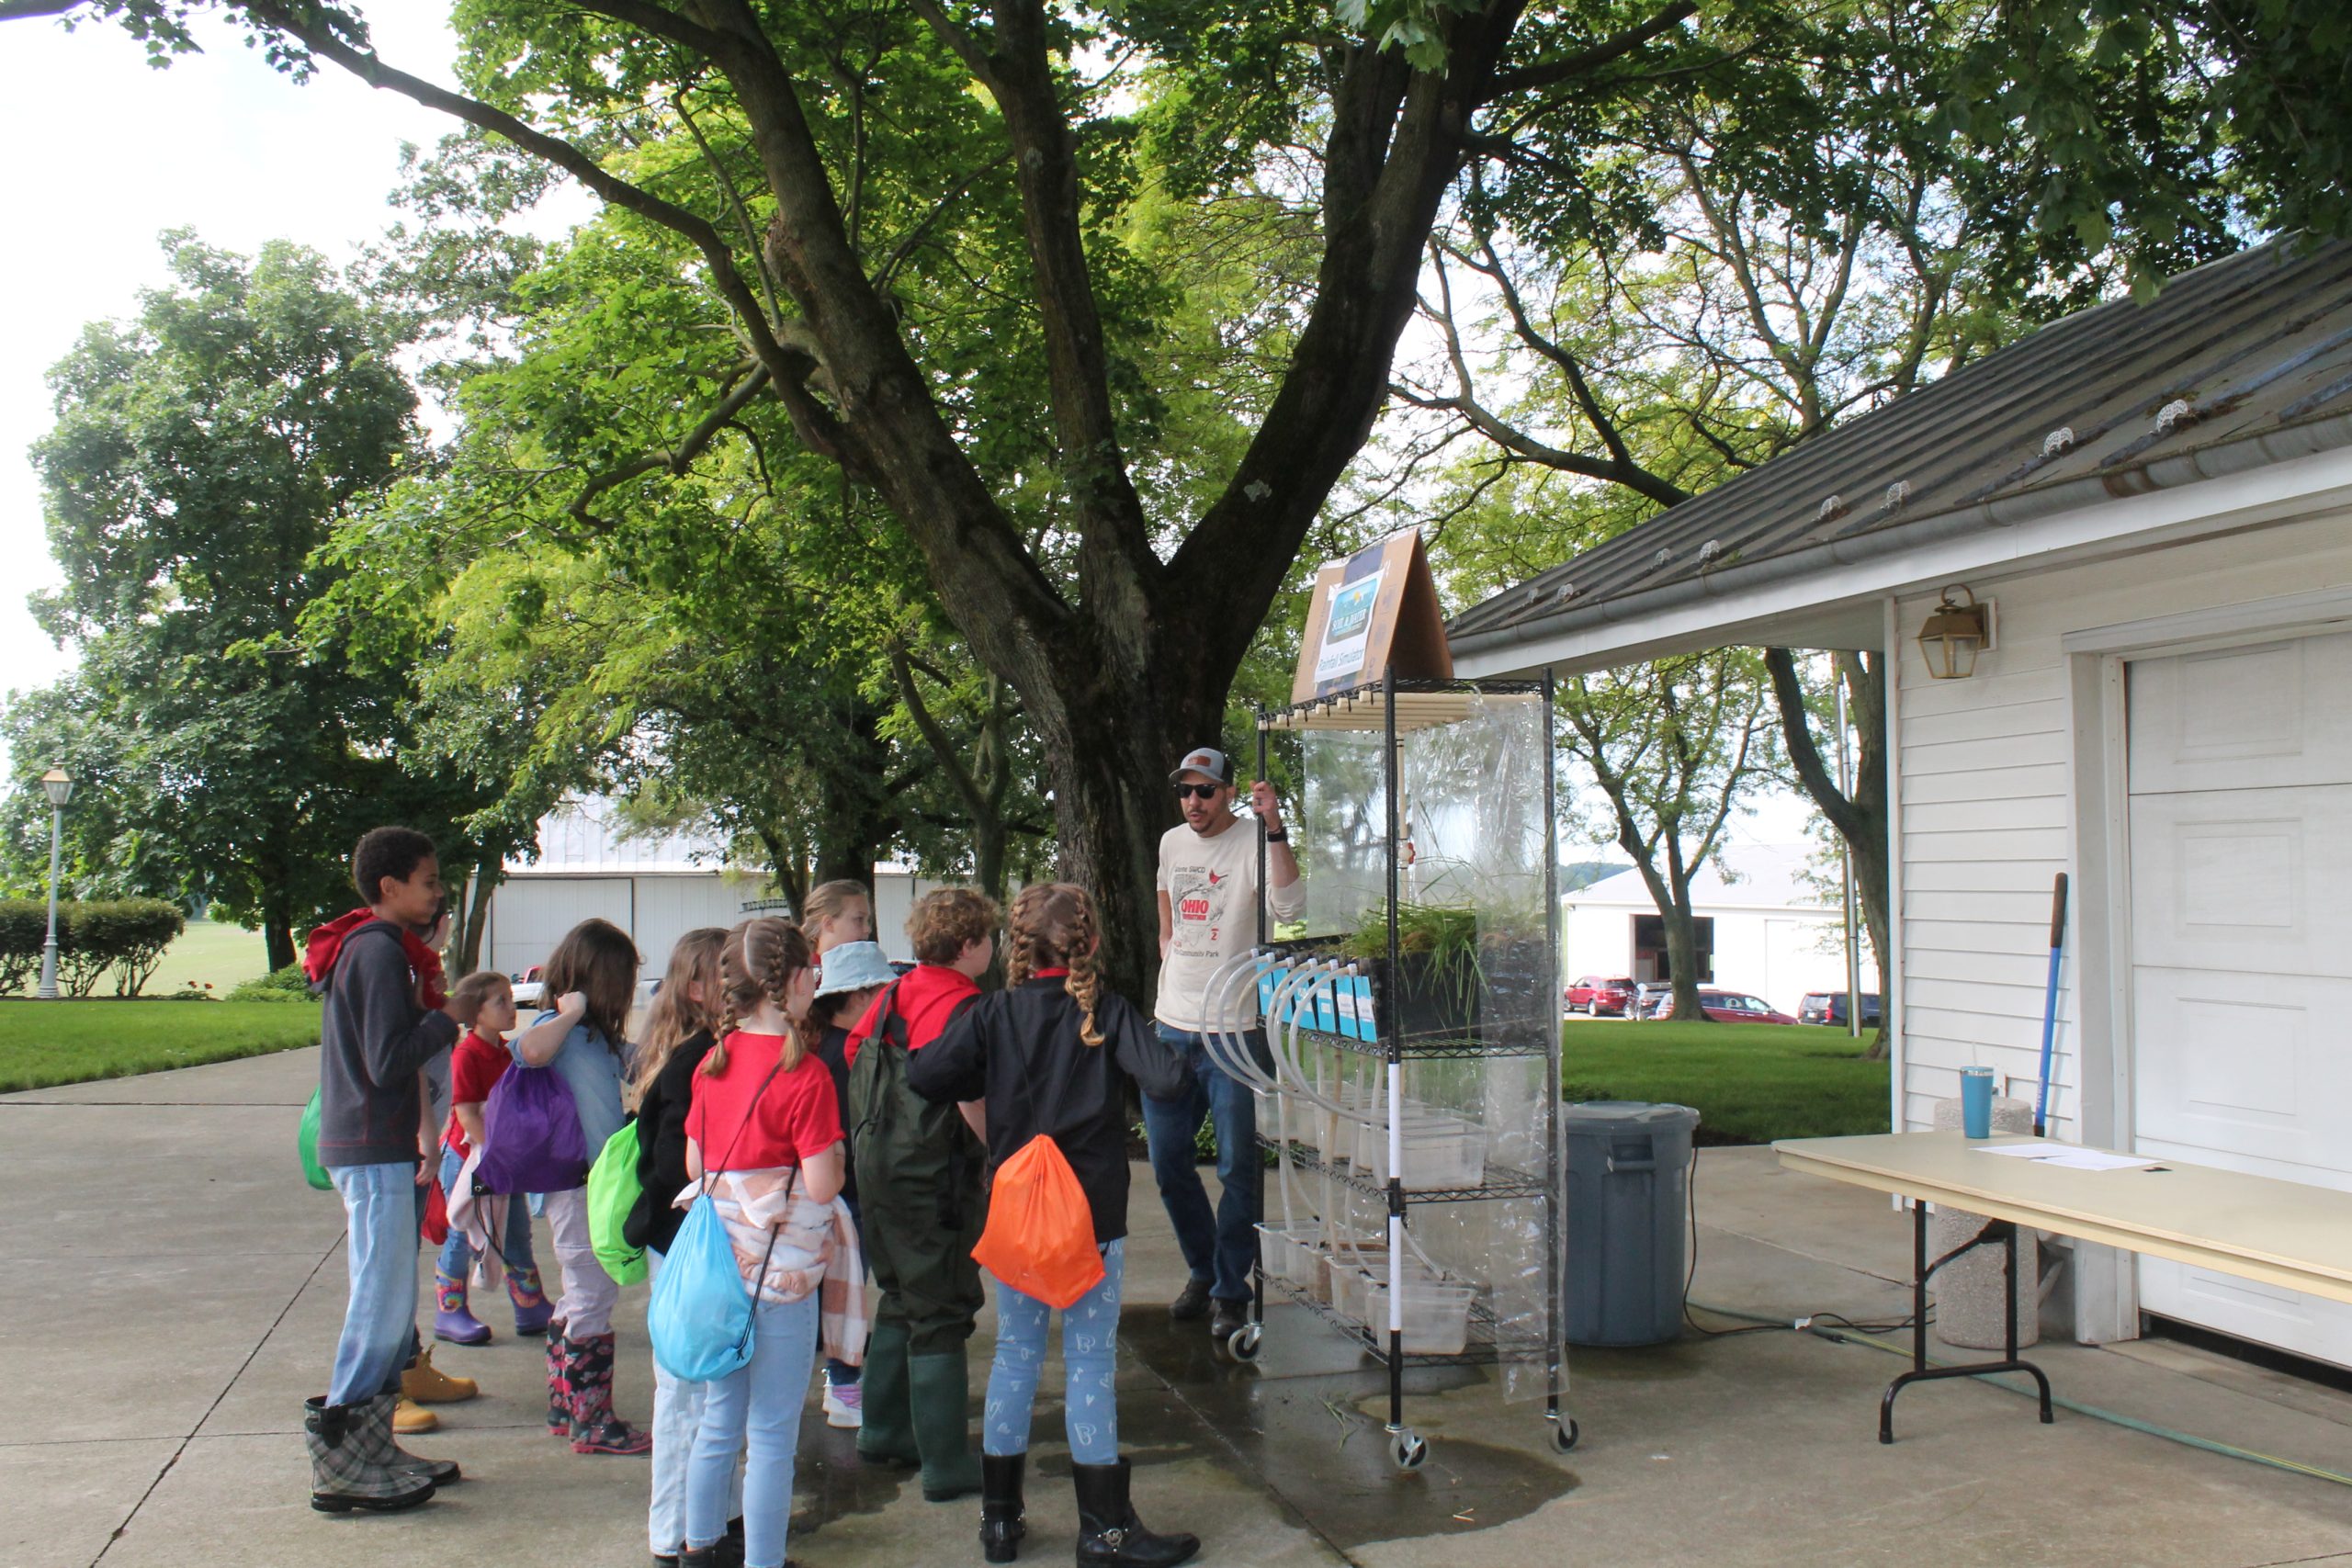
[{"xmin": 1174, "ymin": 782, "xmax": 1224, "ymax": 801}]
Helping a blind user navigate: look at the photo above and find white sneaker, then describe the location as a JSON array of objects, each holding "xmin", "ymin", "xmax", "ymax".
[{"xmin": 822, "ymin": 1376, "xmax": 864, "ymax": 1429}]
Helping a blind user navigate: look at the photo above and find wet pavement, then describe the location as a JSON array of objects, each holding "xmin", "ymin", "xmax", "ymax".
[{"xmin": 8, "ymin": 1048, "xmax": 2352, "ymax": 1567}]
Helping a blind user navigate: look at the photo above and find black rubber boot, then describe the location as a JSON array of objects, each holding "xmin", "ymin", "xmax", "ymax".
[
  {"xmin": 981, "ymin": 1450, "xmax": 1027, "ymax": 1563},
  {"xmin": 305, "ymin": 1395, "xmax": 435, "ymax": 1513},
  {"xmin": 1072, "ymin": 1458, "xmax": 1198, "ymax": 1568}
]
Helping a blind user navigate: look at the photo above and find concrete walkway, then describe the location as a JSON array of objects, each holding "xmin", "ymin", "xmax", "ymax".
[{"xmin": 3, "ymin": 1048, "xmax": 2349, "ymax": 1567}]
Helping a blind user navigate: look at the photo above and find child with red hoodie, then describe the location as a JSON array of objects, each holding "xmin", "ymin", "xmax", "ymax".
[
  {"xmin": 300, "ymin": 827, "xmax": 464, "ymax": 1514},
  {"xmin": 842, "ymin": 887, "xmax": 996, "ymax": 1500}
]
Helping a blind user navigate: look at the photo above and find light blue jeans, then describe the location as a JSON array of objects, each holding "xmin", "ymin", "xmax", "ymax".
[
  {"xmin": 984, "ymin": 1239, "xmax": 1124, "ymax": 1463},
  {"xmin": 647, "ymin": 1247, "xmax": 743, "ymax": 1556},
  {"xmin": 686, "ymin": 1288, "xmax": 820, "ymax": 1568},
  {"xmin": 327, "ymin": 1161, "xmax": 422, "ymax": 1407}
]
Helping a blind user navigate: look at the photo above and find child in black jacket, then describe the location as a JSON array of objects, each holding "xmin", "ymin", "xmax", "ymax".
[{"xmin": 910, "ymin": 884, "xmax": 1198, "ymax": 1568}]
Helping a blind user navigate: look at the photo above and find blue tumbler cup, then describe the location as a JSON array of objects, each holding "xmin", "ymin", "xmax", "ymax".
[{"xmin": 1960, "ymin": 1066, "xmax": 1996, "ymax": 1138}]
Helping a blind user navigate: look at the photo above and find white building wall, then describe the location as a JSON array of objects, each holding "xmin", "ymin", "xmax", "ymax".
[
  {"xmin": 1893, "ymin": 508, "xmax": 2352, "ymax": 1134},
  {"xmin": 1561, "ymin": 900, "xmax": 1850, "ymax": 1014}
]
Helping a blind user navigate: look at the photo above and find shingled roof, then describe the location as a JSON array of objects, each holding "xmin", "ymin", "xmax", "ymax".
[{"xmin": 1448, "ymin": 237, "xmax": 2352, "ymax": 659}]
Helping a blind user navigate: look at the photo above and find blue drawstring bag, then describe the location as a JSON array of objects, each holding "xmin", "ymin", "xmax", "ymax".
[
  {"xmin": 648, "ymin": 1047, "xmax": 792, "ymax": 1382},
  {"xmin": 648, "ymin": 1194, "xmax": 759, "ymax": 1382}
]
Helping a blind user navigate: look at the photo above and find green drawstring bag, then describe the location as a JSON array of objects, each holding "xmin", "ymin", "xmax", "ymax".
[
  {"xmin": 298, "ymin": 1089, "xmax": 333, "ymax": 1190},
  {"xmin": 588, "ymin": 1118, "xmax": 648, "ymax": 1285}
]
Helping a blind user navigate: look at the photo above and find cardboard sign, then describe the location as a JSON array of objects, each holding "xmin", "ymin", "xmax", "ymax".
[{"xmin": 1291, "ymin": 528, "xmax": 1453, "ymax": 703}]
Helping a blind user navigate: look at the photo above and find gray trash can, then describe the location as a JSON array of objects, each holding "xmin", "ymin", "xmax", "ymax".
[{"xmin": 1564, "ymin": 1100, "xmax": 1701, "ymax": 1347}]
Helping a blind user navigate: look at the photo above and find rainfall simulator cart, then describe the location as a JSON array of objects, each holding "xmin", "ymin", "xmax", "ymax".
[{"xmin": 1195, "ymin": 673, "xmax": 1570, "ymax": 1469}]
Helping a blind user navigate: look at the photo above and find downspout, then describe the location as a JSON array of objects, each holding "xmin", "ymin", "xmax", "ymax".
[{"xmin": 1881, "ymin": 594, "xmax": 1907, "ymax": 1138}]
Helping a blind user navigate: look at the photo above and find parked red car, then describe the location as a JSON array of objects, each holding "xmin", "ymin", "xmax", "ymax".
[
  {"xmin": 1654, "ymin": 988, "xmax": 1797, "ymax": 1025},
  {"xmin": 1565, "ymin": 975, "xmax": 1637, "ymax": 1016}
]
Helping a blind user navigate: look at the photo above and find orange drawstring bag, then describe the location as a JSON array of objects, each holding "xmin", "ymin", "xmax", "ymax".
[
  {"xmin": 972, "ymin": 1019, "xmax": 1105, "ymax": 1311},
  {"xmin": 974, "ymin": 1130, "xmax": 1102, "ymax": 1309}
]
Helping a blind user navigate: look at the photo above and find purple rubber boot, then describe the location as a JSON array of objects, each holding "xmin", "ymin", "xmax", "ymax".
[
  {"xmin": 506, "ymin": 1263, "xmax": 555, "ymax": 1337},
  {"xmin": 432, "ymin": 1269, "xmax": 492, "ymax": 1347}
]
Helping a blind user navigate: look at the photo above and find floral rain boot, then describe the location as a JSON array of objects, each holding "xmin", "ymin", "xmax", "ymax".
[{"xmin": 565, "ymin": 1330, "xmax": 652, "ymax": 1456}]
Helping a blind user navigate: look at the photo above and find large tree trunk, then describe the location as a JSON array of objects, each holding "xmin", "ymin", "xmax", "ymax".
[
  {"xmin": 451, "ymin": 852, "xmax": 502, "ymax": 978},
  {"xmin": 264, "ymin": 915, "xmax": 296, "ymax": 975},
  {"xmin": 1764, "ymin": 647, "xmax": 1891, "ymax": 1058}
]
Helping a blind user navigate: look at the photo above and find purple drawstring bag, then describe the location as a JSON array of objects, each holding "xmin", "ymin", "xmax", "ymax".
[{"xmin": 476, "ymin": 1061, "xmax": 590, "ymax": 1194}]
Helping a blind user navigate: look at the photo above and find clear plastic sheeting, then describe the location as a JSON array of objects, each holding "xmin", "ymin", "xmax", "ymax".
[{"xmin": 1246, "ymin": 682, "xmax": 1564, "ymax": 1418}]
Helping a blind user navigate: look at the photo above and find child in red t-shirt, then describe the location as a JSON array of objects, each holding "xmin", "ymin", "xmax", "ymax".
[
  {"xmin": 677, "ymin": 918, "xmax": 845, "ymax": 1568},
  {"xmin": 431, "ymin": 971, "xmax": 552, "ymax": 1344}
]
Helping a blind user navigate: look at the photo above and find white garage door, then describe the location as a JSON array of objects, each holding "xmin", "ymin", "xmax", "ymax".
[
  {"xmin": 2128, "ymin": 630, "xmax": 2352, "ymax": 1367},
  {"xmin": 486, "ymin": 878, "xmax": 634, "ymax": 979}
]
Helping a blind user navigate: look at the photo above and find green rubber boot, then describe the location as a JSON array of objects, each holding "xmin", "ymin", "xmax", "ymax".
[
  {"xmin": 854, "ymin": 1320, "xmax": 920, "ymax": 1468},
  {"xmin": 909, "ymin": 1350, "xmax": 982, "ymax": 1502}
]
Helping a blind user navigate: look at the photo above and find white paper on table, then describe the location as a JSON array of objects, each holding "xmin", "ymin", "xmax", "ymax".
[
  {"xmin": 2031, "ymin": 1149, "xmax": 2161, "ymax": 1172},
  {"xmin": 1971, "ymin": 1141, "xmax": 2159, "ymax": 1171}
]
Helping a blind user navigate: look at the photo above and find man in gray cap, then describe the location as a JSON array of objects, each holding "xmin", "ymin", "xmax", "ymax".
[{"xmin": 1147, "ymin": 745, "xmax": 1304, "ymax": 1339}]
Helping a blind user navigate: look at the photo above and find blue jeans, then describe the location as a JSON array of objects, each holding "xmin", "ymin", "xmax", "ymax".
[
  {"xmin": 646, "ymin": 1247, "xmax": 741, "ymax": 1556},
  {"xmin": 435, "ymin": 1145, "xmax": 537, "ymax": 1280},
  {"xmin": 1142, "ymin": 1025, "xmax": 1267, "ymax": 1303},
  {"xmin": 984, "ymin": 1239, "xmax": 1123, "ymax": 1462},
  {"xmin": 687, "ymin": 1288, "xmax": 820, "ymax": 1568},
  {"xmin": 328, "ymin": 1161, "xmax": 422, "ymax": 1406}
]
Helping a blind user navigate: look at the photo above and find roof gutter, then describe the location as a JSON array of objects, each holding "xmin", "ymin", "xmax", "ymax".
[{"xmin": 1445, "ymin": 410, "xmax": 2352, "ymax": 664}]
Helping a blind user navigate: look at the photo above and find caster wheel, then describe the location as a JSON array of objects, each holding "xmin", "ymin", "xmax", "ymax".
[
  {"xmin": 1390, "ymin": 1431, "xmax": 1428, "ymax": 1471},
  {"xmin": 1549, "ymin": 1418, "xmax": 1580, "ymax": 1454},
  {"xmin": 1227, "ymin": 1324, "xmax": 1262, "ymax": 1360}
]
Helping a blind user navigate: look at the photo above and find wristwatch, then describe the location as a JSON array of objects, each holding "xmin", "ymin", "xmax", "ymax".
[{"xmin": 1263, "ymin": 826, "xmax": 1288, "ymax": 842}]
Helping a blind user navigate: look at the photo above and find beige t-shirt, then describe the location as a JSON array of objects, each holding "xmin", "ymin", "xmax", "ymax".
[{"xmin": 1155, "ymin": 818, "xmax": 1306, "ymax": 1032}]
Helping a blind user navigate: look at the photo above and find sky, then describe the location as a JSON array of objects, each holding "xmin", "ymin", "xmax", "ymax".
[{"xmin": 0, "ymin": 7, "xmax": 587, "ymax": 757}]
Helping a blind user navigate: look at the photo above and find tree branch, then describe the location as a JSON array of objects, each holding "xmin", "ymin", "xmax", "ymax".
[
  {"xmin": 564, "ymin": 363, "xmax": 773, "ymax": 530},
  {"xmin": 235, "ymin": 1, "xmax": 865, "ymax": 476},
  {"xmin": 1488, "ymin": 0, "xmax": 1698, "ymax": 96}
]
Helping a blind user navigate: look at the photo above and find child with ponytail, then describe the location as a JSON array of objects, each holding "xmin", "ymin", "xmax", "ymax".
[
  {"xmin": 910, "ymin": 885, "xmax": 1198, "ymax": 1568},
  {"xmin": 676, "ymin": 917, "xmax": 846, "ymax": 1568}
]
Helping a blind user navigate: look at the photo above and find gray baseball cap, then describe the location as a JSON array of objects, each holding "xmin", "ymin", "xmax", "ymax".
[{"xmin": 1169, "ymin": 746, "xmax": 1231, "ymax": 785}]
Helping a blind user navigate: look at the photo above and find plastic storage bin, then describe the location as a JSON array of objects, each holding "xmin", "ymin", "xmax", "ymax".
[
  {"xmin": 1563, "ymin": 1100, "xmax": 1700, "ymax": 1348},
  {"xmin": 1357, "ymin": 1110, "xmax": 1487, "ymax": 1189},
  {"xmin": 1362, "ymin": 1276, "xmax": 1476, "ymax": 1355}
]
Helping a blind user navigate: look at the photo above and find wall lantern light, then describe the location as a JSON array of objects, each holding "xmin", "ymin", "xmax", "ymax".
[{"xmin": 1917, "ymin": 585, "xmax": 1993, "ymax": 680}]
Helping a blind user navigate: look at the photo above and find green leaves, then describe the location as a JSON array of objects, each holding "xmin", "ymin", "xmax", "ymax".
[{"xmin": 1336, "ymin": 0, "xmax": 1480, "ymax": 72}]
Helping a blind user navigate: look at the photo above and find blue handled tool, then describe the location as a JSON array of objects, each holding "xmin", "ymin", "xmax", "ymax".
[{"xmin": 2033, "ymin": 873, "xmax": 2069, "ymax": 1137}]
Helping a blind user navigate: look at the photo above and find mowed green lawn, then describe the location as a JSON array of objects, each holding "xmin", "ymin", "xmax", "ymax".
[
  {"xmin": 142, "ymin": 918, "xmax": 276, "ymax": 996},
  {"xmin": 0, "ymin": 999, "xmax": 322, "ymax": 1092},
  {"xmin": 1561, "ymin": 1019, "xmax": 1890, "ymax": 1145}
]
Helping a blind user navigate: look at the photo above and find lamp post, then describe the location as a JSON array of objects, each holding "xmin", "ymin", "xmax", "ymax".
[{"xmin": 36, "ymin": 768, "xmax": 74, "ymax": 1000}]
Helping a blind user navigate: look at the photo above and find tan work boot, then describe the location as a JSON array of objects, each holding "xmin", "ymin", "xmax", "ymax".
[
  {"xmin": 401, "ymin": 1346, "xmax": 479, "ymax": 1404},
  {"xmin": 392, "ymin": 1395, "xmax": 440, "ymax": 1435}
]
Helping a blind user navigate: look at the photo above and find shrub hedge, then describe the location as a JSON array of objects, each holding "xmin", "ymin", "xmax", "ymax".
[
  {"xmin": 227, "ymin": 964, "xmax": 315, "ymax": 1003},
  {"xmin": 0, "ymin": 898, "xmax": 188, "ymax": 998}
]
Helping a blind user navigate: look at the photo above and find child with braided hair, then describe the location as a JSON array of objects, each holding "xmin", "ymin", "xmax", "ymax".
[
  {"xmin": 910, "ymin": 885, "xmax": 1198, "ymax": 1568},
  {"xmin": 676, "ymin": 917, "xmax": 845, "ymax": 1568}
]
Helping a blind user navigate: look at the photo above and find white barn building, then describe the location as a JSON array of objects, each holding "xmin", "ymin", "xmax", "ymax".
[
  {"xmin": 482, "ymin": 801, "xmax": 937, "ymax": 977},
  {"xmin": 1452, "ymin": 238, "xmax": 2352, "ymax": 1367},
  {"xmin": 1563, "ymin": 843, "xmax": 1853, "ymax": 1015}
]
